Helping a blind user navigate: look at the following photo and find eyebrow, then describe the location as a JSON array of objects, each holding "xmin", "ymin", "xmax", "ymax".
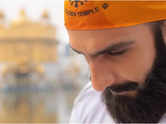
[{"xmin": 70, "ymin": 41, "xmax": 134, "ymax": 57}]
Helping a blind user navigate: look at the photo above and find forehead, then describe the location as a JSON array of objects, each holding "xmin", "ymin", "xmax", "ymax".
[{"xmin": 68, "ymin": 24, "xmax": 153, "ymax": 54}]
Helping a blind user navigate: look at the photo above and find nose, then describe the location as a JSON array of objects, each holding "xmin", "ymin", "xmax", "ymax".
[{"xmin": 89, "ymin": 59, "xmax": 115, "ymax": 91}]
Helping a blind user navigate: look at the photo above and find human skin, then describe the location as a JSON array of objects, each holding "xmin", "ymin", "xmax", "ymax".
[{"xmin": 67, "ymin": 24, "xmax": 156, "ymax": 95}]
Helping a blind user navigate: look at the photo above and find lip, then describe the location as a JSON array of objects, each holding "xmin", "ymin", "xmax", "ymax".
[
  {"xmin": 110, "ymin": 89, "xmax": 137, "ymax": 97},
  {"xmin": 109, "ymin": 83, "xmax": 138, "ymax": 93}
]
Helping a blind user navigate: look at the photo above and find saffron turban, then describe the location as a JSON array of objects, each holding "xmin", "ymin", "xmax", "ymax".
[{"xmin": 64, "ymin": 0, "xmax": 166, "ymax": 30}]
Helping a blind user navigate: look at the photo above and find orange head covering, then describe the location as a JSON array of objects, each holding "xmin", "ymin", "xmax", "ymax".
[{"xmin": 64, "ymin": 0, "xmax": 166, "ymax": 30}]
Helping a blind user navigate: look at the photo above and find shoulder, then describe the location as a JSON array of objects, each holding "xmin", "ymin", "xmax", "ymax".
[
  {"xmin": 70, "ymin": 82, "xmax": 114, "ymax": 123},
  {"xmin": 73, "ymin": 82, "xmax": 100, "ymax": 106},
  {"xmin": 70, "ymin": 82, "xmax": 101, "ymax": 122}
]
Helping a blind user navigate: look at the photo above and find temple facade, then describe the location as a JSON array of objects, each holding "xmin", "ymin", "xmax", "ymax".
[{"xmin": 0, "ymin": 9, "xmax": 57, "ymax": 63}]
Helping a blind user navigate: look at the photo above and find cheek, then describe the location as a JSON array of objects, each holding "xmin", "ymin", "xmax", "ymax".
[
  {"xmin": 104, "ymin": 47, "xmax": 156, "ymax": 83},
  {"xmin": 129, "ymin": 43, "xmax": 156, "ymax": 82}
]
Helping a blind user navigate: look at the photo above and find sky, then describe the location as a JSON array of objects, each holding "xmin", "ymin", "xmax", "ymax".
[{"xmin": 0, "ymin": 0, "xmax": 68, "ymax": 43}]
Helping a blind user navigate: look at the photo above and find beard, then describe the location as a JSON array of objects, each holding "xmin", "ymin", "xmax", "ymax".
[{"xmin": 102, "ymin": 25, "xmax": 166, "ymax": 123}]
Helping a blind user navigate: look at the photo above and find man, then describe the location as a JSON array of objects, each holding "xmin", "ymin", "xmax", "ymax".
[{"xmin": 64, "ymin": 1, "xmax": 166, "ymax": 123}]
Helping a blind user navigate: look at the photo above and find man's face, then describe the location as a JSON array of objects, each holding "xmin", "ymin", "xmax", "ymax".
[{"xmin": 68, "ymin": 24, "xmax": 156, "ymax": 96}]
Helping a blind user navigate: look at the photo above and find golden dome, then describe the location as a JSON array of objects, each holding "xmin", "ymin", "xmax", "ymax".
[
  {"xmin": 0, "ymin": 10, "xmax": 4, "ymax": 19},
  {"xmin": 42, "ymin": 10, "xmax": 49, "ymax": 19},
  {"xmin": 19, "ymin": 9, "xmax": 28, "ymax": 20},
  {"xmin": 20, "ymin": 9, "xmax": 26, "ymax": 18},
  {"xmin": 10, "ymin": 9, "xmax": 29, "ymax": 27}
]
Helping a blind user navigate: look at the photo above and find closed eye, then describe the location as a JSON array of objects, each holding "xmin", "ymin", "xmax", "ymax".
[{"xmin": 107, "ymin": 49, "xmax": 128, "ymax": 56}]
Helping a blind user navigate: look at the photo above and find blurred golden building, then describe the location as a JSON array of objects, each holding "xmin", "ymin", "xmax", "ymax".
[
  {"xmin": 0, "ymin": 9, "xmax": 58, "ymax": 123},
  {"xmin": 0, "ymin": 9, "xmax": 57, "ymax": 63}
]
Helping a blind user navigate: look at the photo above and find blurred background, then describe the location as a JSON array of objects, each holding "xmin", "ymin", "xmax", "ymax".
[{"xmin": 0, "ymin": 0, "xmax": 89, "ymax": 123}]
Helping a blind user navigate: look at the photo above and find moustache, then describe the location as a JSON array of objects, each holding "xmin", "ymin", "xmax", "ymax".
[{"xmin": 108, "ymin": 82, "xmax": 139, "ymax": 93}]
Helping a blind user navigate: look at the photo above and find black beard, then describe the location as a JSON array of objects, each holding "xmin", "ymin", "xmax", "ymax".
[{"xmin": 102, "ymin": 25, "xmax": 166, "ymax": 123}]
